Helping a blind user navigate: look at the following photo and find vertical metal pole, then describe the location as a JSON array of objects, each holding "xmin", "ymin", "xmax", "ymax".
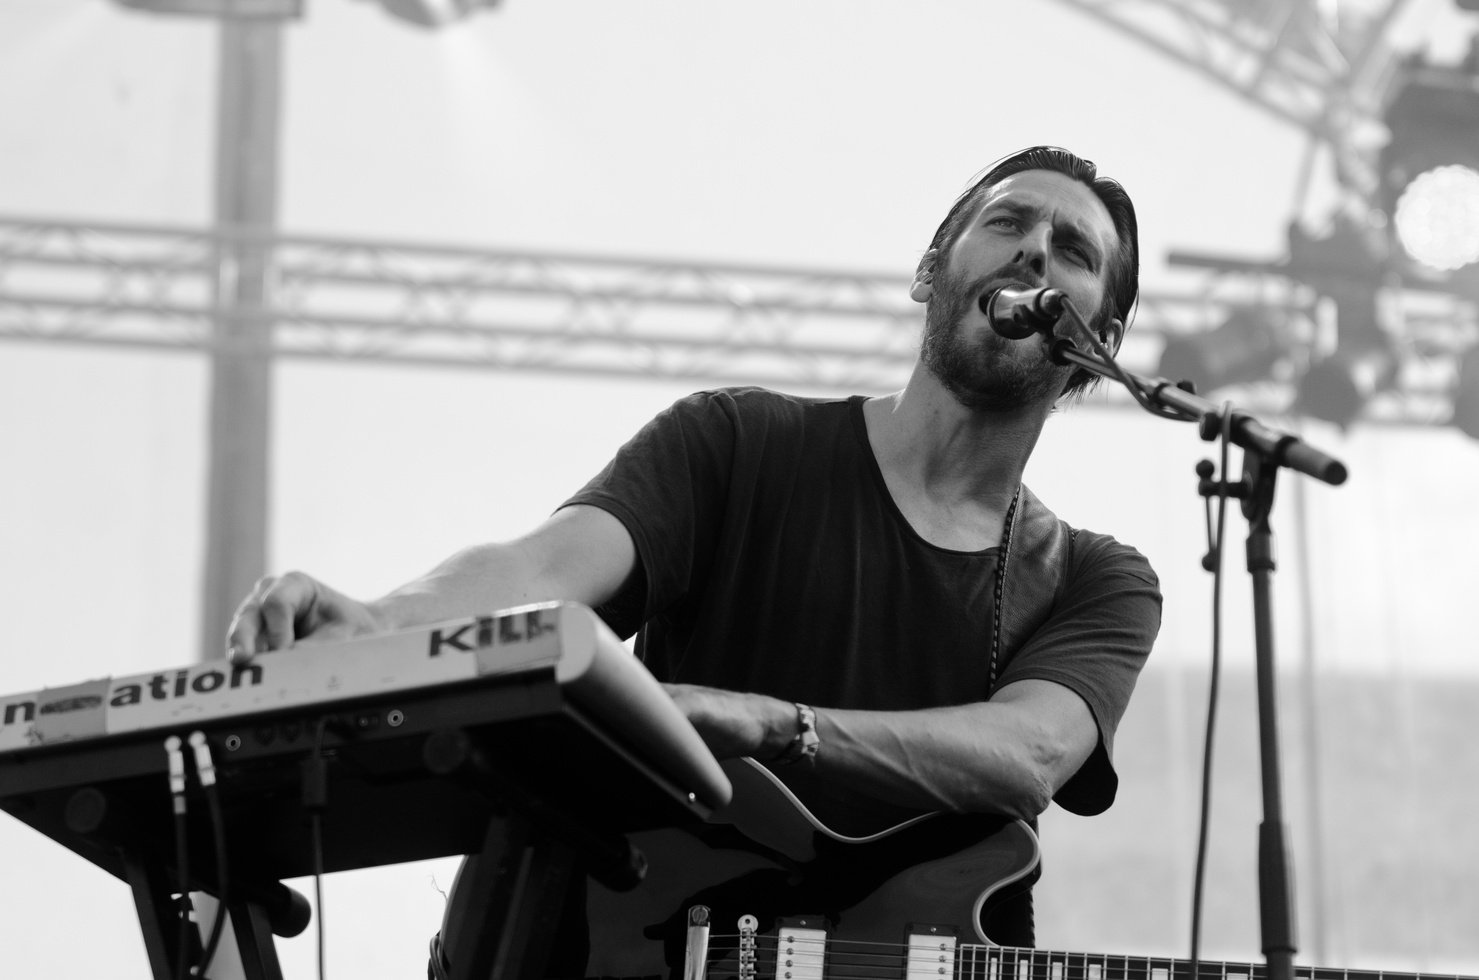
[
  {"xmin": 201, "ymin": 16, "xmax": 282, "ymax": 661},
  {"xmin": 1291, "ymin": 467, "xmax": 1332, "ymax": 964},
  {"xmin": 1243, "ymin": 452, "xmax": 1298, "ymax": 980}
]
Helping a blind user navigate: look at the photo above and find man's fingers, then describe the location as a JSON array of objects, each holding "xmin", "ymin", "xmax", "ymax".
[
  {"xmin": 226, "ymin": 574, "xmax": 277, "ymax": 663},
  {"xmin": 225, "ymin": 571, "xmax": 377, "ymax": 664},
  {"xmin": 260, "ymin": 571, "xmax": 319, "ymax": 652},
  {"xmin": 225, "ymin": 572, "xmax": 322, "ymax": 661}
]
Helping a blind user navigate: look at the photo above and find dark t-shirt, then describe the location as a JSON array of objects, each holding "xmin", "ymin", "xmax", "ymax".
[{"xmin": 565, "ymin": 387, "xmax": 1161, "ymax": 815}]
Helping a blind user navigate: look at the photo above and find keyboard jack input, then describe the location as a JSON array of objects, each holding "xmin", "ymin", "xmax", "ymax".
[{"xmin": 386, "ymin": 709, "xmax": 405, "ymax": 728}]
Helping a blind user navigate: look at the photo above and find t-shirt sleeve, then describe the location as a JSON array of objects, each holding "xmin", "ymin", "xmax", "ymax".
[
  {"xmin": 559, "ymin": 389, "xmax": 740, "ymax": 636},
  {"xmin": 993, "ymin": 530, "xmax": 1161, "ymax": 815}
]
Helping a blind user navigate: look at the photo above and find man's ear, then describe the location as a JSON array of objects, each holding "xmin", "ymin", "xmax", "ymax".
[
  {"xmin": 909, "ymin": 249, "xmax": 938, "ymax": 303},
  {"xmin": 1101, "ymin": 317, "xmax": 1125, "ymax": 354}
]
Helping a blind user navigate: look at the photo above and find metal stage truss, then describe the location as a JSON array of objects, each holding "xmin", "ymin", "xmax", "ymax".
[
  {"xmin": 1046, "ymin": 0, "xmax": 1415, "ymax": 198},
  {"xmin": 1, "ymin": 214, "xmax": 1474, "ymax": 424}
]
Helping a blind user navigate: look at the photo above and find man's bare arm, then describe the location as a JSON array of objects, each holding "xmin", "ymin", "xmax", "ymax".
[
  {"xmin": 227, "ymin": 504, "xmax": 636, "ymax": 659},
  {"xmin": 666, "ymin": 678, "xmax": 1098, "ymax": 821}
]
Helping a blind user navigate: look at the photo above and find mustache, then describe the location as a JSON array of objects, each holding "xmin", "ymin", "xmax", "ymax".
[{"xmin": 936, "ymin": 267, "xmax": 1045, "ymax": 303}]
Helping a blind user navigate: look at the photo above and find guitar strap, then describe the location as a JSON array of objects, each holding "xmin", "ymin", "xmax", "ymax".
[
  {"xmin": 980, "ymin": 484, "xmax": 1078, "ymax": 947},
  {"xmin": 989, "ymin": 484, "xmax": 1077, "ymax": 696}
]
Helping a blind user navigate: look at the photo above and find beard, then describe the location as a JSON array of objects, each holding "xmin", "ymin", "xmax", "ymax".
[{"xmin": 920, "ymin": 267, "xmax": 1069, "ymax": 412}]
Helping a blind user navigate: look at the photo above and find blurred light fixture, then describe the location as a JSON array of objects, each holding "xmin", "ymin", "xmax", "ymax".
[
  {"xmin": 1282, "ymin": 214, "xmax": 1400, "ymax": 429},
  {"xmin": 1156, "ymin": 308, "xmax": 1293, "ymax": 394},
  {"xmin": 363, "ymin": 0, "xmax": 501, "ymax": 28},
  {"xmin": 112, "ymin": 0, "xmax": 302, "ymax": 15},
  {"xmin": 1392, "ymin": 164, "xmax": 1479, "ymax": 271},
  {"xmin": 1452, "ymin": 345, "xmax": 1479, "ymax": 439},
  {"xmin": 1296, "ymin": 345, "xmax": 1398, "ymax": 429},
  {"xmin": 1379, "ymin": 56, "xmax": 1479, "ymax": 281}
]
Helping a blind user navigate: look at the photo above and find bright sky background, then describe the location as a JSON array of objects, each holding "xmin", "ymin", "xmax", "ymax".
[{"xmin": 4, "ymin": 1, "xmax": 1479, "ymax": 977}]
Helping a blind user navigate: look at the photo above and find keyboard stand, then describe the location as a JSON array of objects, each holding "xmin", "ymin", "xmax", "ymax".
[
  {"xmin": 229, "ymin": 898, "xmax": 289, "ymax": 980},
  {"xmin": 116, "ymin": 773, "xmax": 598, "ymax": 980},
  {"xmin": 427, "ymin": 726, "xmax": 648, "ymax": 980},
  {"xmin": 122, "ymin": 847, "xmax": 287, "ymax": 980},
  {"xmin": 437, "ymin": 815, "xmax": 578, "ymax": 980}
]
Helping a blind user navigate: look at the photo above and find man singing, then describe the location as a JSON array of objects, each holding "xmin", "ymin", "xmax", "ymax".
[{"xmin": 229, "ymin": 145, "xmax": 1162, "ymax": 972}]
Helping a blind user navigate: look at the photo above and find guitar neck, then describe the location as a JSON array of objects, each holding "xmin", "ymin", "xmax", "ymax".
[
  {"xmin": 954, "ymin": 947, "xmax": 1470, "ymax": 980},
  {"xmin": 696, "ymin": 933, "xmax": 1472, "ymax": 980}
]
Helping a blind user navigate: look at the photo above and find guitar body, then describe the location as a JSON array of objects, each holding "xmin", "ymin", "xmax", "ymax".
[
  {"xmin": 453, "ymin": 758, "xmax": 1470, "ymax": 980},
  {"xmin": 583, "ymin": 758, "xmax": 1040, "ymax": 978}
]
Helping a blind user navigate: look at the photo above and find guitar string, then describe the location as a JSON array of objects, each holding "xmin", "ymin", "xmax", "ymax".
[
  {"xmin": 693, "ymin": 930, "xmax": 1430, "ymax": 980},
  {"xmin": 696, "ymin": 936, "xmax": 1357, "ymax": 980},
  {"xmin": 707, "ymin": 934, "xmax": 966, "ymax": 956},
  {"xmin": 694, "ymin": 952, "xmax": 1198, "ymax": 980},
  {"xmin": 703, "ymin": 932, "xmax": 1440, "ymax": 979}
]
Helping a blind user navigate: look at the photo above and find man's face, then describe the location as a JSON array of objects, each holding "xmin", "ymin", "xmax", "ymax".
[{"xmin": 921, "ymin": 170, "xmax": 1120, "ymax": 412}]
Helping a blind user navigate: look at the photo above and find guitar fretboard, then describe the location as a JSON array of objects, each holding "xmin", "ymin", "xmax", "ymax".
[
  {"xmin": 957, "ymin": 948, "xmax": 1466, "ymax": 980},
  {"xmin": 698, "ymin": 935, "xmax": 1470, "ymax": 980}
]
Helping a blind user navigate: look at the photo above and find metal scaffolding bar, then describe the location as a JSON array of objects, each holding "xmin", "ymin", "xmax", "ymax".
[{"xmin": 2, "ymin": 214, "xmax": 1473, "ymax": 423}]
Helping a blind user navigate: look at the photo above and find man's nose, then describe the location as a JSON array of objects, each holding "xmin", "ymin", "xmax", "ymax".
[{"xmin": 1012, "ymin": 223, "xmax": 1051, "ymax": 276}]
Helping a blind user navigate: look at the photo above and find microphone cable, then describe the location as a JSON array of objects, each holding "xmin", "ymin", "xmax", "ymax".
[
  {"xmin": 1055, "ymin": 299, "xmax": 1196, "ymax": 423},
  {"xmin": 1188, "ymin": 402, "xmax": 1236, "ymax": 980},
  {"xmin": 1052, "ymin": 294, "xmax": 1246, "ymax": 970}
]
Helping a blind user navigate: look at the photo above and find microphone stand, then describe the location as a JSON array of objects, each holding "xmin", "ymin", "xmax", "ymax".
[{"xmin": 1041, "ymin": 301, "xmax": 1348, "ymax": 980}]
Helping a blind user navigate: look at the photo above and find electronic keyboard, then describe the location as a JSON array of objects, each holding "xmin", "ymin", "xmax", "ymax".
[{"xmin": 0, "ymin": 600, "xmax": 730, "ymax": 880}]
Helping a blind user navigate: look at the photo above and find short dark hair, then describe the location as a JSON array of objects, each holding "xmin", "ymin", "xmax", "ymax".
[{"xmin": 924, "ymin": 146, "xmax": 1140, "ymax": 399}]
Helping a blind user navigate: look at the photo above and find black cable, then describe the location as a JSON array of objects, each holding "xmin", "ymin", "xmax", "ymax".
[
  {"xmin": 312, "ymin": 815, "xmax": 326, "ymax": 980},
  {"xmin": 306, "ymin": 716, "xmax": 331, "ymax": 980},
  {"xmin": 194, "ymin": 789, "xmax": 229, "ymax": 979},
  {"xmin": 164, "ymin": 735, "xmax": 192, "ymax": 980},
  {"xmin": 1058, "ymin": 301, "xmax": 1195, "ymax": 422},
  {"xmin": 188, "ymin": 732, "xmax": 230, "ymax": 979},
  {"xmin": 1188, "ymin": 403, "xmax": 1235, "ymax": 980},
  {"xmin": 175, "ymin": 808, "xmax": 192, "ymax": 980}
]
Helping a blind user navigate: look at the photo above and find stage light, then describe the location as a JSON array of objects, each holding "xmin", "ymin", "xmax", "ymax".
[
  {"xmin": 1379, "ymin": 58, "xmax": 1479, "ymax": 279},
  {"xmin": 364, "ymin": 0, "xmax": 500, "ymax": 27},
  {"xmin": 1280, "ymin": 213, "xmax": 1400, "ymax": 429},
  {"xmin": 1392, "ymin": 164, "xmax": 1479, "ymax": 271},
  {"xmin": 1156, "ymin": 308, "xmax": 1293, "ymax": 394}
]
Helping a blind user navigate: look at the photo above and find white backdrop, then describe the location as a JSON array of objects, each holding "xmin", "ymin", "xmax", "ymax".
[{"xmin": 3, "ymin": 1, "xmax": 1479, "ymax": 976}]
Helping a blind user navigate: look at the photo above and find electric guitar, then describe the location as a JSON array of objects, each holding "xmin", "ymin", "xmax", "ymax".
[
  {"xmin": 585, "ymin": 759, "xmax": 1474, "ymax": 980},
  {"xmin": 584, "ymin": 755, "xmax": 1041, "ymax": 977}
]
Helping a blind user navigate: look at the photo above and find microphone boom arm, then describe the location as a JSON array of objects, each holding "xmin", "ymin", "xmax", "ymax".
[{"xmin": 1050, "ymin": 298, "xmax": 1347, "ymax": 486}]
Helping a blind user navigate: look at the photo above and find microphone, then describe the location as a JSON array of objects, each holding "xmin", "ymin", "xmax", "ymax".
[{"xmin": 978, "ymin": 285, "xmax": 1067, "ymax": 339}]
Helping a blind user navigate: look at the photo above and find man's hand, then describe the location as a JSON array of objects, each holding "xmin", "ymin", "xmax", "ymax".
[
  {"xmin": 663, "ymin": 683, "xmax": 794, "ymax": 760},
  {"xmin": 226, "ymin": 571, "xmax": 382, "ymax": 665}
]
